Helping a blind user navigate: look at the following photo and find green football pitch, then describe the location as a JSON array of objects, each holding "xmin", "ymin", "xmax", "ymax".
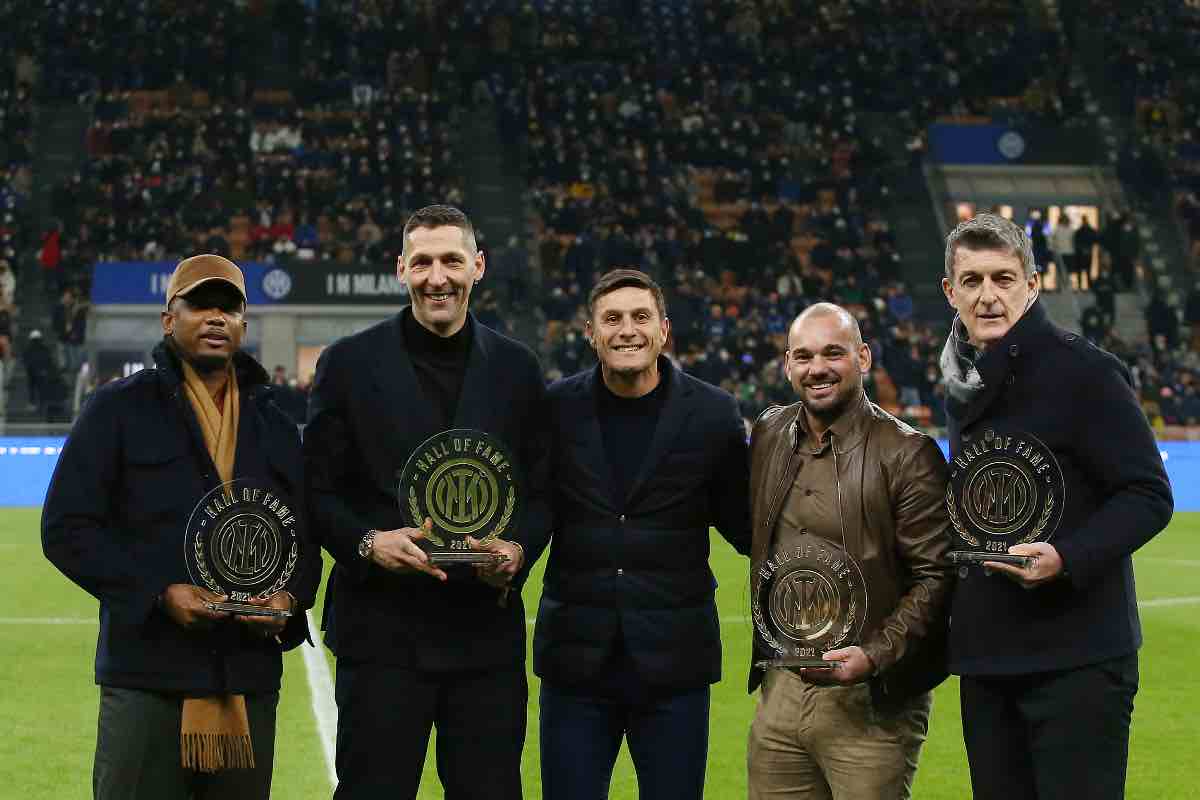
[{"xmin": 2, "ymin": 507, "xmax": 1196, "ymax": 799}]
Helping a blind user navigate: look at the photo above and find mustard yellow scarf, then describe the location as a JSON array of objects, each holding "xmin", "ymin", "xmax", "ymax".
[{"xmin": 178, "ymin": 360, "xmax": 254, "ymax": 772}]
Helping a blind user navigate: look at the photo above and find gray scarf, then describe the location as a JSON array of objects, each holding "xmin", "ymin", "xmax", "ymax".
[{"xmin": 940, "ymin": 317, "xmax": 985, "ymax": 404}]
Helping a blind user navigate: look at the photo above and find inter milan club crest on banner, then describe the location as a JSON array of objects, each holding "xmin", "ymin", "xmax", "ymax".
[
  {"xmin": 397, "ymin": 429, "xmax": 524, "ymax": 566},
  {"xmin": 753, "ymin": 533, "xmax": 868, "ymax": 670},
  {"xmin": 945, "ymin": 428, "xmax": 1066, "ymax": 571},
  {"xmin": 184, "ymin": 480, "xmax": 302, "ymax": 617}
]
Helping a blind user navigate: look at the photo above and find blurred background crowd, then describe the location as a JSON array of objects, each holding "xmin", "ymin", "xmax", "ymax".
[{"xmin": 3, "ymin": 0, "xmax": 1200, "ymax": 434}]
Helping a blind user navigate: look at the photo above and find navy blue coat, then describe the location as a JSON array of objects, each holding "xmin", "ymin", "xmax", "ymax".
[
  {"xmin": 533, "ymin": 358, "xmax": 751, "ymax": 690},
  {"xmin": 42, "ymin": 341, "xmax": 320, "ymax": 694},
  {"xmin": 945, "ymin": 302, "xmax": 1174, "ymax": 675},
  {"xmin": 304, "ymin": 312, "xmax": 552, "ymax": 670}
]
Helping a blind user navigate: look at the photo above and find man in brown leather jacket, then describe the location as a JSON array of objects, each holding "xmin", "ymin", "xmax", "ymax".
[{"xmin": 746, "ymin": 303, "xmax": 951, "ymax": 800}]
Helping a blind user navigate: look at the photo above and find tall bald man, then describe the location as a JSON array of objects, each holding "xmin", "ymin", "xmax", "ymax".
[{"xmin": 746, "ymin": 303, "xmax": 951, "ymax": 799}]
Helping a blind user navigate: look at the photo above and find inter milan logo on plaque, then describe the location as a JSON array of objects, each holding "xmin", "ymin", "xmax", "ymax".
[
  {"xmin": 185, "ymin": 480, "xmax": 302, "ymax": 611},
  {"xmin": 426, "ymin": 456, "xmax": 501, "ymax": 536},
  {"xmin": 398, "ymin": 429, "xmax": 523, "ymax": 564},
  {"xmin": 753, "ymin": 533, "xmax": 867, "ymax": 670},
  {"xmin": 771, "ymin": 570, "xmax": 840, "ymax": 642},
  {"xmin": 946, "ymin": 428, "xmax": 1065, "ymax": 568},
  {"xmin": 210, "ymin": 511, "xmax": 282, "ymax": 588}
]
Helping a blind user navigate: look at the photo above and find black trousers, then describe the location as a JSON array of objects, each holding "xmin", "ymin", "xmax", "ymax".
[
  {"xmin": 94, "ymin": 686, "xmax": 279, "ymax": 800},
  {"xmin": 960, "ymin": 654, "xmax": 1138, "ymax": 800},
  {"xmin": 332, "ymin": 660, "xmax": 526, "ymax": 800}
]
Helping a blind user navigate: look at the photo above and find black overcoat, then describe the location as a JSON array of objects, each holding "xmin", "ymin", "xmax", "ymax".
[
  {"xmin": 945, "ymin": 302, "xmax": 1173, "ymax": 675},
  {"xmin": 304, "ymin": 311, "xmax": 551, "ymax": 670}
]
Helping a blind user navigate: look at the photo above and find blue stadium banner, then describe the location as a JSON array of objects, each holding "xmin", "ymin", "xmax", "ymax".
[
  {"xmin": 92, "ymin": 261, "xmax": 409, "ymax": 305},
  {"xmin": 0, "ymin": 438, "xmax": 66, "ymax": 506},
  {"xmin": 928, "ymin": 122, "xmax": 1101, "ymax": 166}
]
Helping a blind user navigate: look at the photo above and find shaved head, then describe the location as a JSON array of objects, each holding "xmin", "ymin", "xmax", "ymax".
[
  {"xmin": 788, "ymin": 302, "xmax": 863, "ymax": 350},
  {"xmin": 784, "ymin": 301, "xmax": 871, "ymax": 437}
]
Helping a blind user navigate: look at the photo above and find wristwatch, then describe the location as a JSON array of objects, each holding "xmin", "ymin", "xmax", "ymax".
[{"xmin": 358, "ymin": 529, "xmax": 378, "ymax": 560}]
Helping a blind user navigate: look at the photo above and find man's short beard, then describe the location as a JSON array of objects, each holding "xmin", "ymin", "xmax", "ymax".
[
  {"xmin": 167, "ymin": 334, "xmax": 230, "ymax": 374},
  {"xmin": 187, "ymin": 353, "xmax": 231, "ymax": 374},
  {"xmin": 805, "ymin": 383, "xmax": 862, "ymax": 426}
]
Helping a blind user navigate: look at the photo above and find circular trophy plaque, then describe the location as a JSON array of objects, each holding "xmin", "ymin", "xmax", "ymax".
[
  {"xmin": 184, "ymin": 480, "xmax": 301, "ymax": 615},
  {"xmin": 945, "ymin": 428, "xmax": 1065, "ymax": 570},
  {"xmin": 397, "ymin": 429, "xmax": 523, "ymax": 565},
  {"xmin": 752, "ymin": 533, "xmax": 868, "ymax": 670}
]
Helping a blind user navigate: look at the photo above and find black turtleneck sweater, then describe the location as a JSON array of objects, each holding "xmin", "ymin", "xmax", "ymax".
[
  {"xmin": 597, "ymin": 374, "xmax": 668, "ymax": 504},
  {"xmin": 403, "ymin": 308, "xmax": 473, "ymax": 430}
]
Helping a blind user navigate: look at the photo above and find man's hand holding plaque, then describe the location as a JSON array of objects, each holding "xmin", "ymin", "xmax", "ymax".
[
  {"xmin": 980, "ymin": 540, "xmax": 1064, "ymax": 589},
  {"xmin": 160, "ymin": 584, "xmax": 232, "ymax": 630},
  {"xmin": 368, "ymin": 519, "xmax": 449, "ymax": 582},
  {"xmin": 467, "ymin": 535, "xmax": 524, "ymax": 588}
]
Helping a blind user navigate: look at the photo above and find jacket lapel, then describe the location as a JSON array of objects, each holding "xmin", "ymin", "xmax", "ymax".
[
  {"xmin": 578, "ymin": 366, "xmax": 619, "ymax": 508},
  {"xmin": 625, "ymin": 358, "xmax": 694, "ymax": 507},
  {"xmin": 372, "ymin": 311, "xmax": 441, "ymax": 451},
  {"xmin": 452, "ymin": 316, "xmax": 496, "ymax": 433}
]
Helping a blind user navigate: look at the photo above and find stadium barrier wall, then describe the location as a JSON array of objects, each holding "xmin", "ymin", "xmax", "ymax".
[{"xmin": 3, "ymin": 437, "xmax": 1198, "ymax": 511}]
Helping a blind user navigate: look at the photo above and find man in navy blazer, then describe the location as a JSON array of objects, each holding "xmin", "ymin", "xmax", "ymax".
[
  {"xmin": 304, "ymin": 205, "xmax": 551, "ymax": 799},
  {"xmin": 533, "ymin": 268, "xmax": 751, "ymax": 800}
]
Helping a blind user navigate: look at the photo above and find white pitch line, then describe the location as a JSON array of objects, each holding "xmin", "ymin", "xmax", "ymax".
[
  {"xmin": 302, "ymin": 610, "xmax": 338, "ymax": 791},
  {"xmin": 1140, "ymin": 558, "xmax": 1200, "ymax": 568},
  {"xmin": 1139, "ymin": 596, "xmax": 1200, "ymax": 608},
  {"xmin": 7, "ymin": 595, "xmax": 1200, "ymax": 632}
]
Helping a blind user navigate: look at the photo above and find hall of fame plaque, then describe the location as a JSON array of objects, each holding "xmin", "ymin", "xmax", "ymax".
[
  {"xmin": 945, "ymin": 428, "xmax": 1065, "ymax": 571},
  {"xmin": 397, "ymin": 429, "xmax": 524, "ymax": 566},
  {"xmin": 753, "ymin": 533, "xmax": 868, "ymax": 671},
  {"xmin": 184, "ymin": 480, "xmax": 302, "ymax": 617}
]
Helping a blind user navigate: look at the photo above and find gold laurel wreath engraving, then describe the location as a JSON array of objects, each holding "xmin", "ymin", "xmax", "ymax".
[
  {"xmin": 750, "ymin": 575, "xmax": 786, "ymax": 656},
  {"xmin": 836, "ymin": 588, "xmax": 857, "ymax": 647},
  {"xmin": 266, "ymin": 542, "xmax": 299, "ymax": 598},
  {"xmin": 193, "ymin": 534, "xmax": 224, "ymax": 594},
  {"xmin": 480, "ymin": 487, "xmax": 516, "ymax": 545},
  {"xmin": 1018, "ymin": 492, "xmax": 1055, "ymax": 545},
  {"xmin": 409, "ymin": 485, "xmax": 445, "ymax": 546},
  {"xmin": 945, "ymin": 483, "xmax": 981, "ymax": 546}
]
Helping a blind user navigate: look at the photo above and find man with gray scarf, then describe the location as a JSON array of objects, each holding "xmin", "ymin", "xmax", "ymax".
[{"xmin": 939, "ymin": 214, "xmax": 1172, "ymax": 800}]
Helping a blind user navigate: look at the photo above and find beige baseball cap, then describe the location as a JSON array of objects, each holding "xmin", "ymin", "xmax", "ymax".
[{"xmin": 164, "ymin": 254, "xmax": 247, "ymax": 309}]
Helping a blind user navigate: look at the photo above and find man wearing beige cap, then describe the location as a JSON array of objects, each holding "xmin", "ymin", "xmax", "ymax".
[{"xmin": 43, "ymin": 254, "xmax": 320, "ymax": 800}]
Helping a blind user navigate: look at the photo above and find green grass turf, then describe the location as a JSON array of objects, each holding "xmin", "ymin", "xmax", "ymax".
[{"xmin": 4, "ymin": 507, "xmax": 1198, "ymax": 798}]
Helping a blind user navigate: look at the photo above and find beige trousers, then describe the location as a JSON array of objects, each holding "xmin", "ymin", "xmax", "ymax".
[{"xmin": 747, "ymin": 669, "xmax": 931, "ymax": 800}]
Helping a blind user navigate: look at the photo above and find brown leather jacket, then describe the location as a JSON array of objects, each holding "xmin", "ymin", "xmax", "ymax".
[{"xmin": 748, "ymin": 394, "xmax": 952, "ymax": 706}]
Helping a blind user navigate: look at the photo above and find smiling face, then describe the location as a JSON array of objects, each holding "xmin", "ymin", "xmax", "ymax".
[
  {"xmin": 161, "ymin": 281, "xmax": 247, "ymax": 373},
  {"xmin": 785, "ymin": 308, "xmax": 871, "ymax": 426},
  {"xmin": 398, "ymin": 224, "xmax": 484, "ymax": 337},
  {"xmin": 587, "ymin": 285, "xmax": 670, "ymax": 396},
  {"xmin": 942, "ymin": 246, "xmax": 1038, "ymax": 351}
]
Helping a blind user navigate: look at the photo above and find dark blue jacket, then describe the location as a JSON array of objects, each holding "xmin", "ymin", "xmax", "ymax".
[
  {"xmin": 42, "ymin": 341, "xmax": 320, "ymax": 694},
  {"xmin": 304, "ymin": 312, "xmax": 552, "ymax": 670},
  {"xmin": 534, "ymin": 358, "xmax": 751, "ymax": 690},
  {"xmin": 945, "ymin": 302, "xmax": 1174, "ymax": 675}
]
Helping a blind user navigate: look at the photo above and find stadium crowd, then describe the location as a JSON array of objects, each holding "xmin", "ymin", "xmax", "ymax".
[
  {"xmin": 505, "ymin": 0, "xmax": 1070, "ymax": 423},
  {"xmin": 3, "ymin": 0, "xmax": 1200, "ymax": 432}
]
